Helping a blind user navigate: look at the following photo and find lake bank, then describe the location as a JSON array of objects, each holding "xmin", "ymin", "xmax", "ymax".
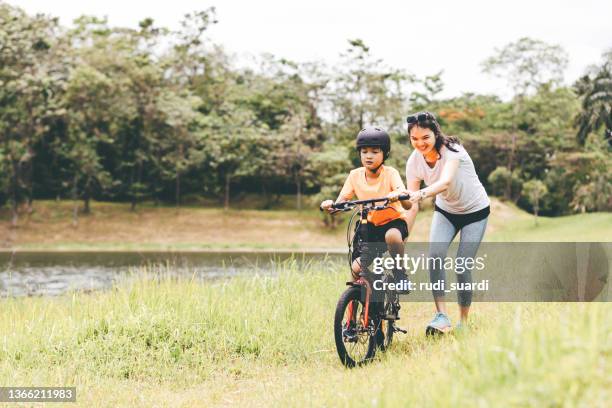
[{"xmin": 2, "ymin": 199, "xmax": 610, "ymax": 251}]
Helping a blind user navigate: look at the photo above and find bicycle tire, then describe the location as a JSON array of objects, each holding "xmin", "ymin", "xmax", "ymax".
[
  {"xmin": 334, "ymin": 285, "xmax": 377, "ymax": 367},
  {"xmin": 377, "ymin": 318, "xmax": 394, "ymax": 351}
]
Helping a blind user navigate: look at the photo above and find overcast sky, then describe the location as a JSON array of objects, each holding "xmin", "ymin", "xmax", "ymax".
[{"xmin": 8, "ymin": 0, "xmax": 612, "ymax": 99}]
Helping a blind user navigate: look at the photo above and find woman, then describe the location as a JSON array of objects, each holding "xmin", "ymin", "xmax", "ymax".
[{"xmin": 401, "ymin": 111, "xmax": 490, "ymax": 334}]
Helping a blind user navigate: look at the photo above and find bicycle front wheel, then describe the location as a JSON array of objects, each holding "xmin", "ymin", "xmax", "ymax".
[{"xmin": 334, "ymin": 285, "xmax": 377, "ymax": 368}]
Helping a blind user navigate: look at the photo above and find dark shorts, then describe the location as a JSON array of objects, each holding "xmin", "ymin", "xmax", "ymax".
[
  {"xmin": 351, "ymin": 219, "xmax": 409, "ymax": 263},
  {"xmin": 434, "ymin": 205, "xmax": 490, "ymax": 232}
]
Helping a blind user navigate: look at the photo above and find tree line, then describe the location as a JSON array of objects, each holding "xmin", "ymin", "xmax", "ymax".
[{"xmin": 1, "ymin": 3, "xmax": 610, "ymax": 226}]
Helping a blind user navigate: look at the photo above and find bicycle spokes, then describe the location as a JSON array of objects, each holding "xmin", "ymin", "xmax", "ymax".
[{"xmin": 342, "ymin": 300, "xmax": 370, "ymax": 360}]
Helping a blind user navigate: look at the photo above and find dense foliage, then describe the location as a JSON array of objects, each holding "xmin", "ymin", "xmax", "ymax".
[{"xmin": 0, "ymin": 3, "xmax": 610, "ymax": 225}]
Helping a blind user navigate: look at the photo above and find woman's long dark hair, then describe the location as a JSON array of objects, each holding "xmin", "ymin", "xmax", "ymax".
[{"xmin": 407, "ymin": 111, "xmax": 460, "ymax": 154}]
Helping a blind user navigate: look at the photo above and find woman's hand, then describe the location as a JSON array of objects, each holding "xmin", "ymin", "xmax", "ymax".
[{"xmin": 407, "ymin": 190, "xmax": 424, "ymax": 205}]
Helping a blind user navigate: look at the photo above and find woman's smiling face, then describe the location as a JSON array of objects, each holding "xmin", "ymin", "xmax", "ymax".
[{"xmin": 409, "ymin": 126, "xmax": 436, "ymax": 155}]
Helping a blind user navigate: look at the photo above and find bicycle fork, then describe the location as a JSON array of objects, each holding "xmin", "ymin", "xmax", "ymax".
[{"xmin": 345, "ymin": 277, "xmax": 373, "ymax": 329}]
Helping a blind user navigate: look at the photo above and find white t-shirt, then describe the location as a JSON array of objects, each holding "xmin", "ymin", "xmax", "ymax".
[{"xmin": 405, "ymin": 144, "xmax": 490, "ymax": 214}]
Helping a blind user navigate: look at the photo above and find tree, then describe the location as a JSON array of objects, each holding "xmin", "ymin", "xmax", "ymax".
[
  {"xmin": 570, "ymin": 135, "xmax": 612, "ymax": 213},
  {"xmin": 522, "ymin": 179, "xmax": 548, "ymax": 225},
  {"xmin": 204, "ymin": 104, "xmax": 261, "ymax": 210},
  {"xmin": 434, "ymin": 93, "xmax": 497, "ymax": 134},
  {"xmin": 0, "ymin": 147, "xmax": 7, "ymax": 207},
  {"xmin": 59, "ymin": 64, "xmax": 117, "ymax": 221},
  {"xmin": 1, "ymin": 3, "xmax": 607, "ymax": 220},
  {"xmin": 117, "ymin": 18, "xmax": 168, "ymax": 211},
  {"xmin": 156, "ymin": 91, "xmax": 205, "ymax": 208},
  {"xmin": 0, "ymin": 3, "xmax": 66, "ymax": 225},
  {"xmin": 482, "ymin": 37, "xmax": 568, "ymax": 96},
  {"xmin": 307, "ymin": 145, "xmax": 352, "ymax": 228},
  {"xmin": 276, "ymin": 115, "xmax": 311, "ymax": 210},
  {"xmin": 574, "ymin": 49, "xmax": 612, "ymax": 146},
  {"xmin": 330, "ymin": 39, "xmax": 412, "ymax": 142},
  {"xmin": 482, "ymin": 37, "xmax": 569, "ymax": 199},
  {"xmin": 168, "ymin": 9, "xmax": 218, "ymax": 90},
  {"xmin": 409, "ymin": 71, "xmax": 444, "ymax": 111},
  {"xmin": 266, "ymin": 58, "xmax": 325, "ymax": 210},
  {"xmin": 487, "ymin": 166, "xmax": 523, "ymax": 201}
]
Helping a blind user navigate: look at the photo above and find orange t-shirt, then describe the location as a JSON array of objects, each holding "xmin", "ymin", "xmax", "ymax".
[{"xmin": 337, "ymin": 165, "xmax": 409, "ymax": 227}]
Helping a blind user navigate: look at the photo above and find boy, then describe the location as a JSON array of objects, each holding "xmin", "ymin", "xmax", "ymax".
[{"xmin": 320, "ymin": 127, "xmax": 411, "ymax": 292}]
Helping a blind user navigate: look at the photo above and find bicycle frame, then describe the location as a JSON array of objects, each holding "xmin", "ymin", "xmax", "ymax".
[{"xmin": 335, "ymin": 194, "xmax": 410, "ymax": 330}]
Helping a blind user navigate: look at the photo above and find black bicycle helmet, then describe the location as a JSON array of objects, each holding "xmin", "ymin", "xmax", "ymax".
[{"xmin": 355, "ymin": 127, "xmax": 391, "ymax": 159}]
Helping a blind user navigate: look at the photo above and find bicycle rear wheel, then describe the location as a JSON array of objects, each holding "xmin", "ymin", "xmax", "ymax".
[
  {"xmin": 334, "ymin": 285, "xmax": 377, "ymax": 367},
  {"xmin": 376, "ymin": 318, "xmax": 394, "ymax": 351}
]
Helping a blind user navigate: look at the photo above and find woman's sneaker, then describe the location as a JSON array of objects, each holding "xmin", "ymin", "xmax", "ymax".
[{"xmin": 425, "ymin": 312, "xmax": 451, "ymax": 335}]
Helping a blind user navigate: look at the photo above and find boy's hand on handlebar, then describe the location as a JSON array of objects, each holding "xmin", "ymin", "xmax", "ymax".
[
  {"xmin": 320, "ymin": 199, "xmax": 335, "ymax": 213},
  {"xmin": 387, "ymin": 189, "xmax": 411, "ymax": 202},
  {"xmin": 386, "ymin": 190, "xmax": 402, "ymax": 202}
]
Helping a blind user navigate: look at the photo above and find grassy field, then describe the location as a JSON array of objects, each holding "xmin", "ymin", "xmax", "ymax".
[
  {"xmin": 0, "ymin": 263, "xmax": 610, "ymax": 407},
  {"xmin": 1, "ymin": 198, "xmax": 610, "ymax": 406},
  {"xmin": 1, "ymin": 198, "xmax": 610, "ymax": 250}
]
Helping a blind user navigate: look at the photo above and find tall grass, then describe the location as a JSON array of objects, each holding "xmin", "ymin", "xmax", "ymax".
[
  {"xmin": 0, "ymin": 261, "xmax": 341, "ymax": 388},
  {"xmin": 0, "ymin": 260, "xmax": 610, "ymax": 407}
]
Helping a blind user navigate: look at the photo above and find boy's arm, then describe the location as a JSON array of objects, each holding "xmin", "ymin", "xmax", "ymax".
[
  {"xmin": 336, "ymin": 172, "xmax": 354, "ymax": 203},
  {"xmin": 321, "ymin": 173, "xmax": 354, "ymax": 214}
]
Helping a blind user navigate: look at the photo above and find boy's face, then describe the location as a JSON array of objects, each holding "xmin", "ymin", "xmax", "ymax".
[{"xmin": 360, "ymin": 146, "xmax": 384, "ymax": 171}]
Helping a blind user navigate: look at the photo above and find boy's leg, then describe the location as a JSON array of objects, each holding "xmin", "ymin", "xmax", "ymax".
[
  {"xmin": 384, "ymin": 225, "xmax": 410, "ymax": 293},
  {"xmin": 384, "ymin": 227, "xmax": 404, "ymax": 257},
  {"xmin": 351, "ymin": 257, "xmax": 361, "ymax": 281},
  {"xmin": 350, "ymin": 225, "xmax": 362, "ymax": 281}
]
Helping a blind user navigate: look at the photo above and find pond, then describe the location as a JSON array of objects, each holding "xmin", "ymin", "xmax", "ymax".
[{"xmin": 0, "ymin": 251, "xmax": 345, "ymax": 297}]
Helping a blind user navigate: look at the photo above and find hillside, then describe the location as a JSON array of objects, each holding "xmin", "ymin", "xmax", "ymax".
[{"xmin": 0, "ymin": 198, "xmax": 609, "ymax": 251}]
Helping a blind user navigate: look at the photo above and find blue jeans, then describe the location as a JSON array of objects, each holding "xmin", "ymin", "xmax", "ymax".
[{"xmin": 428, "ymin": 210, "xmax": 488, "ymax": 307}]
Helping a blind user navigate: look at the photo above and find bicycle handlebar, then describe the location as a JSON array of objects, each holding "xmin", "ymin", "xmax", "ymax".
[{"xmin": 319, "ymin": 194, "xmax": 411, "ymax": 212}]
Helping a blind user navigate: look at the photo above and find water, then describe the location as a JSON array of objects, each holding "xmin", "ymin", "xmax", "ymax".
[{"xmin": 0, "ymin": 251, "xmax": 345, "ymax": 297}]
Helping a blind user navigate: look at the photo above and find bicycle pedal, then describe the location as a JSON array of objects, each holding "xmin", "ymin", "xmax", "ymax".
[{"xmin": 394, "ymin": 326, "xmax": 407, "ymax": 334}]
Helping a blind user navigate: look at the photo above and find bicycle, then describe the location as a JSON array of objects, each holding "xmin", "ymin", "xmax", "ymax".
[{"xmin": 322, "ymin": 194, "xmax": 410, "ymax": 368}]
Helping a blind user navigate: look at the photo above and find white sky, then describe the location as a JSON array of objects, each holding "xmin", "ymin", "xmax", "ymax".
[{"xmin": 8, "ymin": 0, "xmax": 612, "ymax": 99}]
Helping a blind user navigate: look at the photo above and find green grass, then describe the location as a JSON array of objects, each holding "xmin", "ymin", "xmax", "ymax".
[
  {"xmin": 488, "ymin": 211, "xmax": 612, "ymax": 242},
  {"xmin": 1, "ymin": 261, "xmax": 610, "ymax": 407}
]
